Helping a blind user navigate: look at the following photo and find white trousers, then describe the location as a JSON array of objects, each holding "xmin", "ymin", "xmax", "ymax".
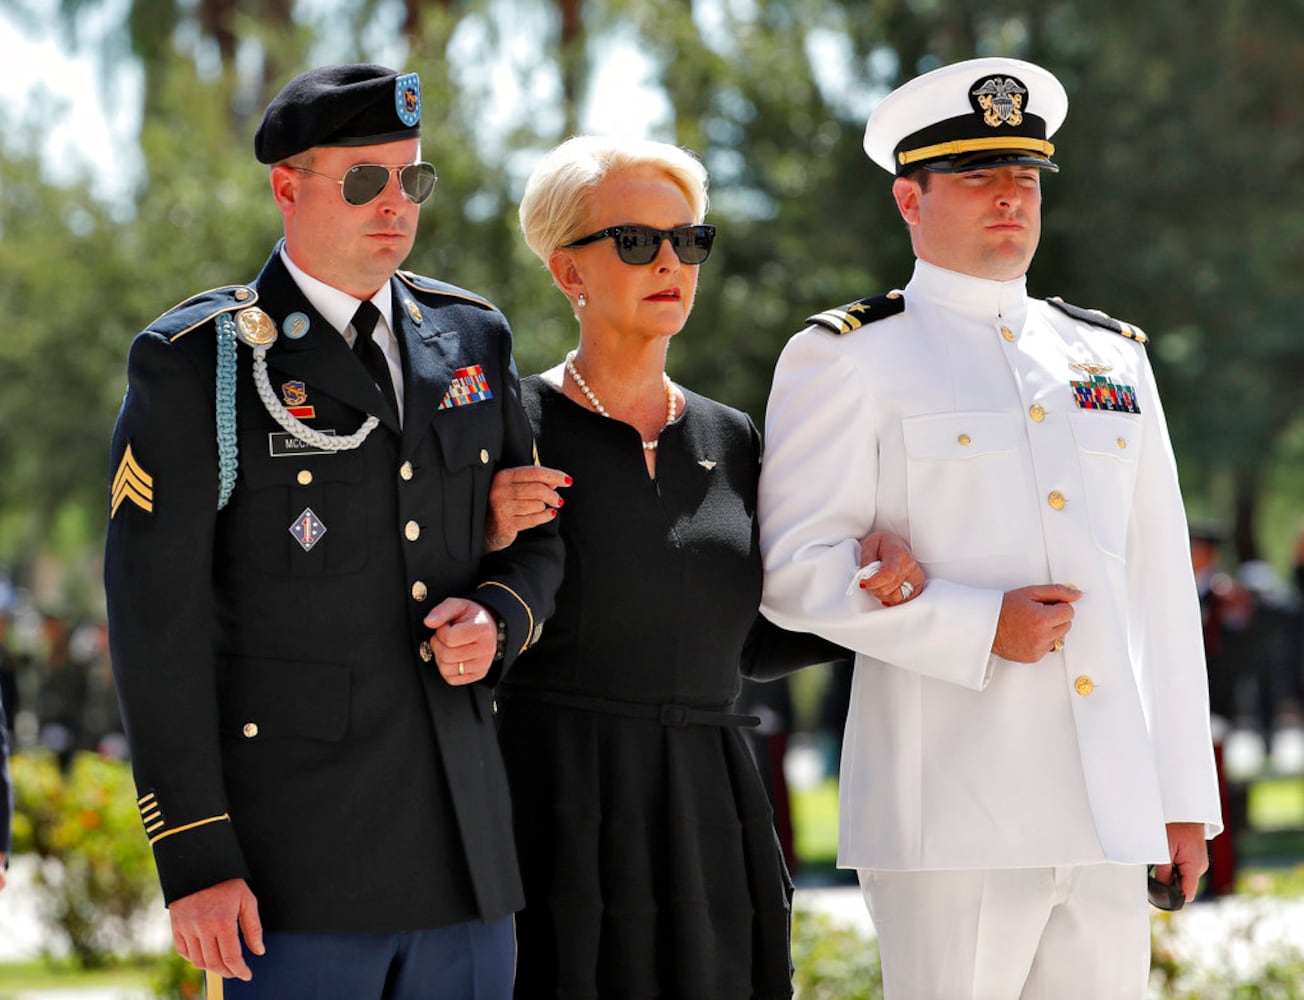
[{"xmin": 858, "ymin": 864, "xmax": 1150, "ymax": 1000}]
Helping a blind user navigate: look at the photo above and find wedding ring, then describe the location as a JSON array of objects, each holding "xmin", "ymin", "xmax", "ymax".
[
  {"xmin": 899, "ymin": 580, "xmax": 915, "ymax": 601},
  {"xmin": 458, "ymin": 662, "xmax": 465, "ymax": 676},
  {"xmin": 1052, "ymin": 638, "xmax": 1064, "ymax": 653}
]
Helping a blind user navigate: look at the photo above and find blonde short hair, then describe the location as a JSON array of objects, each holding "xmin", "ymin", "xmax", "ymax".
[{"xmin": 518, "ymin": 135, "xmax": 709, "ymax": 264}]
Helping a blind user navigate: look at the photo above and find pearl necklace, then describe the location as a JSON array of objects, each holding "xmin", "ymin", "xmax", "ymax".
[{"xmin": 565, "ymin": 350, "xmax": 677, "ymax": 451}]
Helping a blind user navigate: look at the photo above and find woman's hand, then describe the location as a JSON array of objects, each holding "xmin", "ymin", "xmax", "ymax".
[
  {"xmin": 857, "ymin": 531, "xmax": 925, "ymax": 607},
  {"xmin": 484, "ymin": 465, "xmax": 571, "ymax": 553}
]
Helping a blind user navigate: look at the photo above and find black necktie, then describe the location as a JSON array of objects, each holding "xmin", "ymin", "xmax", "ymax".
[{"xmin": 351, "ymin": 300, "xmax": 399, "ymax": 424}]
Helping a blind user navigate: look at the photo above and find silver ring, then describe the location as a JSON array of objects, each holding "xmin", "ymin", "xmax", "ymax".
[
  {"xmin": 457, "ymin": 662, "xmax": 465, "ymax": 676},
  {"xmin": 899, "ymin": 580, "xmax": 915, "ymax": 600}
]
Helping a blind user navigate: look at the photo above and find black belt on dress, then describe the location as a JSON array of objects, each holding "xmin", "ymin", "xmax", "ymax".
[{"xmin": 500, "ymin": 686, "xmax": 761, "ymax": 729}]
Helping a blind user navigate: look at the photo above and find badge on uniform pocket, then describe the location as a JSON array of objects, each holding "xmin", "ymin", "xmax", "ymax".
[
  {"xmin": 1069, "ymin": 362, "xmax": 1140, "ymax": 414},
  {"xmin": 438, "ymin": 365, "xmax": 493, "ymax": 410},
  {"xmin": 289, "ymin": 508, "xmax": 327, "ymax": 552}
]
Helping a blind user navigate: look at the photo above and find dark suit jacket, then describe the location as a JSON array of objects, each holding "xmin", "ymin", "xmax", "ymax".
[{"xmin": 104, "ymin": 245, "xmax": 563, "ymax": 932}]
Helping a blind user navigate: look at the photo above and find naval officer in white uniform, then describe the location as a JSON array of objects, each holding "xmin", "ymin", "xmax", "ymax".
[{"xmin": 758, "ymin": 57, "xmax": 1222, "ymax": 999}]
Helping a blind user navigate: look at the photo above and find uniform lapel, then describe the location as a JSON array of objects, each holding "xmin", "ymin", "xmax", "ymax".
[
  {"xmin": 392, "ymin": 279, "xmax": 459, "ymax": 452},
  {"xmin": 253, "ymin": 252, "xmax": 401, "ymax": 432}
]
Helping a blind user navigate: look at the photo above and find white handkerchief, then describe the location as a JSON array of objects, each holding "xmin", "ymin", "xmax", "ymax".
[{"xmin": 846, "ymin": 560, "xmax": 883, "ymax": 596}]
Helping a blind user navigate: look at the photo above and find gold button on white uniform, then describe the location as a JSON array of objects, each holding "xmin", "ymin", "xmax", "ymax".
[
  {"xmin": 242, "ymin": 722, "xmax": 259, "ymax": 738},
  {"xmin": 404, "ymin": 520, "xmax": 420, "ymax": 541},
  {"xmin": 418, "ymin": 641, "xmax": 433, "ymax": 662},
  {"xmin": 958, "ymin": 433, "xmax": 972, "ymax": 446},
  {"xmin": 1000, "ymin": 326, "xmax": 1015, "ymax": 342},
  {"xmin": 1048, "ymin": 491, "xmax": 1067, "ymax": 511},
  {"xmin": 1117, "ymin": 437, "xmax": 1127, "ymax": 449},
  {"xmin": 296, "ymin": 469, "xmax": 313, "ymax": 486},
  {"xmin": 411, "ymin": 581, "xmax": 428, "ymax": 602},
  {"xmin": 1074, "ymin": 676, "xmax": 1095, "ymax": 697},
  {"xmin": 400, "ymin": 461, "xmax": 414, "ymax": 481},
  {"xmin": 479, "ymin": 449, "xmax": 490, "ymax": 464},
  {"xmin": 1029, "ymin": 404, "xmax": 1045, "ymax": 423}
]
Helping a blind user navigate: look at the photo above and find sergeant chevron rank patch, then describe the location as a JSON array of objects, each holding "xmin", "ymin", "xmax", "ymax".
[{"xmin": 111, "ymin": 444, "xmax": 154, "ymax": 517}]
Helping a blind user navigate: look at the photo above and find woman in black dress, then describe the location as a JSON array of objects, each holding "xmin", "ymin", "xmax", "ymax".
[{"xmin": 488, "ymin": 135, "xmax": 923, "ymax": 998}]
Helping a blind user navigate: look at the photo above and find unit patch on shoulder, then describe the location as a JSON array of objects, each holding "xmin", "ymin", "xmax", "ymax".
[
  {"xmin": 807, "ymin": 291, "xmax": 906, "ymax": 335},
  {"xmin": 1047, "ymin": 297, "xmax": 1148, "ymax": 345},
  {"xmin": 111, "ymin": 444, "xmax": 154, "ymax": 517}
]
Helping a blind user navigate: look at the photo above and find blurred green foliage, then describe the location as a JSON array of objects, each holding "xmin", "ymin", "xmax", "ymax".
[
  {"xmin": 10, "ymin": 750, "xmax": 162, "ymax": 968},
  {"xmin": 2, "ymin": 0, "xmax": 1300, "ymax": 601},
  {"xmin": 792, "ymin": 909, "xmax": 885, "ymax": 999}
]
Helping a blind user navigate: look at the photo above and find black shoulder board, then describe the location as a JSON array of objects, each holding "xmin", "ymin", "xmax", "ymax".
[
  {"xmin": 397, "ymin": 271, "xmax": 497, "ymax": 311},
  {"xmin": 146, "ymin": 285, "xmax": 259, "ymax": 342},
  {"xmin": 807, "ymin": 291, "xmax": 905, "ymax": 335},
  {"xmin": 1047, "ymin": 296, "xmax": 1147, "ymax": 345}
]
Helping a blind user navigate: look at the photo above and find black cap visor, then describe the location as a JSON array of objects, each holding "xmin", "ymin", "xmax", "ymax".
[{"xmin": 922, "ymin": 149, "xmax": 1059, "ymax": 174}]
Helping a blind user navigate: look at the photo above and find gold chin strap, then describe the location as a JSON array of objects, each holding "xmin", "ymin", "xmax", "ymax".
[{"xmin": 898, "ymin": 135, "xmax": 1055, "ymax": 166}]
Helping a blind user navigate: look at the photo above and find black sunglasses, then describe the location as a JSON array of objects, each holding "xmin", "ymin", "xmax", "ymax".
[
  {"xmin": 564, "ymin": 224, "xmax": 716, "ymax": 265},
  {"xmin": 293, "ymin": 162, "xmax": 438, "ymax": 207}
]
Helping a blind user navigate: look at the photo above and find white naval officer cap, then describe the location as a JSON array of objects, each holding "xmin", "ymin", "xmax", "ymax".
[{"xmin": 864, "ymin": 57, "xmax": 1068, "ymax": 176}]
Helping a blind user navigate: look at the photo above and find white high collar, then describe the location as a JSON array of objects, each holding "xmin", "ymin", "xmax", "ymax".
[{"xmin": 904, "ymin": 259, "xmax": 1029, "ymax": 321}]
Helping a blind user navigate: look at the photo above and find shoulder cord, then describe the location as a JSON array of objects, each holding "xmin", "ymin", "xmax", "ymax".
[{"xmin": 214, "ymin": 312, "xmax": 380, "ymax": 510}]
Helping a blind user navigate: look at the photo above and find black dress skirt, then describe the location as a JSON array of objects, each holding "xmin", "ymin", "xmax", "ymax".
[{"xmin": 499, "ymin": 377, "xmax": 837, "ymax": 999}]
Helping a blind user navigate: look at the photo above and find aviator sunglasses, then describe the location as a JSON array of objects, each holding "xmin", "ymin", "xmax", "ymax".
[
  {"xmin": 293, "ymin": 161, "xmax": 438, "ymax": 206},
  {"xmin": 565, "ymin": 224, "xmax": 716, "ymax": 265}
]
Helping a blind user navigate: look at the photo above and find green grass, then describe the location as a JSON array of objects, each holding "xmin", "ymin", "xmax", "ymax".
[
  {"xmin": 0, "ymin": 956, "xmax": 156, "ymax": 996},
  {"xmin": 792, "ymin": 778, "xmax": 840, "ymax": 867},
  {"xmin": 1248, "ymin": 777, "xmax": 1304, "ymax": 830}
]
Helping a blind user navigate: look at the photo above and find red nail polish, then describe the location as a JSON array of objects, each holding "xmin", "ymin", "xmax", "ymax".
[
  {"xmin": 859, "ymin": 580, "xmax": 868, "ymax": 589},
  {"xmin": 550, "ymin": 508, "xmax": 558, "ymax": 518},
  {"xmin": 557, "ymin": 497, "xmax": 565, "ymax": 507},
  {"xmin": 564, "ymin": 476, "xmax": 573, "ymax": 486}
]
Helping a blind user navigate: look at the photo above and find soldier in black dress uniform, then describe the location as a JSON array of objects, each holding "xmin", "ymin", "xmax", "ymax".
[{"xmin": 104, "ymin": 64, "xmax": 563, "ymax": 998}]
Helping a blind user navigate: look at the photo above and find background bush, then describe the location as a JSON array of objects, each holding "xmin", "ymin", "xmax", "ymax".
[{"xmin": 10, "ymin": 750, "xmax": 161, "ymax": 968}]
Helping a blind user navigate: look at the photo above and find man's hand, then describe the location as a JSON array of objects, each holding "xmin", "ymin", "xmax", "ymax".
[
  {"xmin": 169, "ymin": 879, "xmax": 264, "ymax": 981},
  {"xmin": 991, "ymin": 584, "xmax": 1082, "ymax": 662},
  {"xmin": 425, "ymin": 598, "xmax": 498, "ymax": 685},
  {"xmin": 1156, "ymin": 822, "xmax": 1208, "ymax": 902},
  {"xmin": 859, "ymin": 531, "xmax": 926, "ymax": 607},
  {"xmin": 484, "ymin": 466, "xmax": 571, "ymax": 553}
]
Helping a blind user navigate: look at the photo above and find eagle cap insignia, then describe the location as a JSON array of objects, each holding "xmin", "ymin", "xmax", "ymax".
[{"xmin": 971, "ymin": 76, "xmax": 1027, "ymax": 128}]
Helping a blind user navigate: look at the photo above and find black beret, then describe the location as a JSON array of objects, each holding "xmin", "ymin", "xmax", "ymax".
[{"xmin": 254, "ymin": 64, "xmax": 422, "ymax": 164}]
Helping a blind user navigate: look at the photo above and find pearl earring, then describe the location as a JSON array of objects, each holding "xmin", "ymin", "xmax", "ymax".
[{"xmin": 577, "ymin": 293, "xmax": 587, "ymax": 308}]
